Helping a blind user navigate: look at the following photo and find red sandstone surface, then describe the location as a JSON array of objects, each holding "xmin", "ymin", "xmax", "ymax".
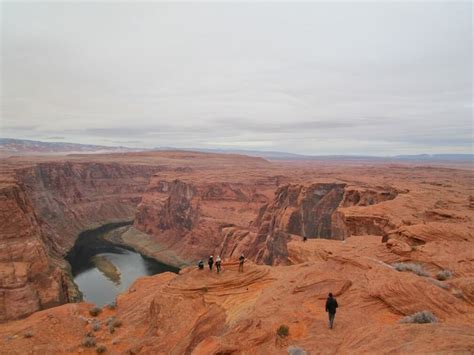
[{"xmin": 0, "ymin": 151, "xmax": 473, "ymax": 353}]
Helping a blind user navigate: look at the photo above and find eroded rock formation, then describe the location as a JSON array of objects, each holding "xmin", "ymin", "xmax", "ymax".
[
  {"xmin": 1, "ymin": 235, "xmax": 472, "ymax": 354},
  {"xmin": 134, "ymin": 179, "xmax": 273, "ymax": 264},
  {"xmin": 0, "ymin": 160, "xmax": 159, "ymax": 321},
  {"xmin": 1, "ymin": 152, "xmax": 473, "ymax": 355},
  {"xmin": 133, "ymin": 179, "xmax": 404, "ymax": 265},
  {"xmin": 0, "ymin": 183, "xmax": 65, "ymax": 321}
]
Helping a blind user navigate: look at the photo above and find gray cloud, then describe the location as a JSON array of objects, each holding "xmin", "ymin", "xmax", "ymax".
[{"xmin": 1, "ymin": 2, "xmax": 472, "ymax": 155}]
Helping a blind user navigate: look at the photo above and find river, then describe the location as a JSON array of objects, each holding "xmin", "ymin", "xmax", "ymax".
[{"xmin": 66, "ymin": 223, "xmax": 178, "ymax": 306}]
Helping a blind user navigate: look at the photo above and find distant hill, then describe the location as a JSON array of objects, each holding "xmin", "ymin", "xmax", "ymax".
[
  {"xmin": 1, "ymin": 138, "xmax": 472, "ymax": 164},
  {"xmin": 154, "ymin": 147, "xmax": 473, "ymax": 163},
  {"xmin": 0, "ymin": 138, "xmax": 145, "ymax": 156}
]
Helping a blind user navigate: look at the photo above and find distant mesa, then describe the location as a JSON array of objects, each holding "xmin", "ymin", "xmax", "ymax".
[{"xmin": 1, "ymin": 138, "xmax": 472, "ymax": 163}]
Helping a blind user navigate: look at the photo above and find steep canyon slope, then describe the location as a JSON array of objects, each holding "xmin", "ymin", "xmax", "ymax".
[
  {"xmin": 0, "ymin": 152, "xmax": 270, "ymax": 321},
  {"xmin": 0, "ymin": 152, "xmax": 473, "ymax": 353}
]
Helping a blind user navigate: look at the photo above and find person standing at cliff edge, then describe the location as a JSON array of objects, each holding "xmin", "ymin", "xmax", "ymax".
[
  {"xmin": 208, "ymin": 255, "xmax": 214, "ymax": 271},
  {"xmin": 325, "ymin": 292, "xmax": 338, "ymax": 329},
  {"xmin": 216, "ymin": 256, "xmax": 222, "ymax": 273}
]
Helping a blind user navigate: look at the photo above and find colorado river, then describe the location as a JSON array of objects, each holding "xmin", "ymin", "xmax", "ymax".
[{"xmin": 66, "ymin": 223, "xmax": 178, "ymax": 306}]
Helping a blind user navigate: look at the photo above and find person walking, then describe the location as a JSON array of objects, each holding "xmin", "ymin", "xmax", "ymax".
[
  {"xmin": 216, "ymin": 256, "xmax": 222, "ymax": 273},
  {"xmin": 239, "ymin": 254, "xmax": 245, "ymax": 272},
  {"xmin": 325, "ymin": 292, "xmax": 338, "ymax": 329},
  {"xmin": 208, "ymin": 255, "xmax": 214, "ymax": 271}
]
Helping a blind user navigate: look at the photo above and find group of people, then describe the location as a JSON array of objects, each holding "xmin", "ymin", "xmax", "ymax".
[
  {"xmin": 198, "ymin": 254, "xmax": 246, "ymax": 273},
  {"xmin": 198, "ymin": 255, "xmax": 339, "ymax": 329}
]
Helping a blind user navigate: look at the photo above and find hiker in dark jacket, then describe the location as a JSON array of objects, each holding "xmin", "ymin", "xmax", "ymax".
[
  {"xmin": 325, "ymin": 292, "xmax": 338, "ymax": 329},
  {"xmin": 208, "ymin": 255, "xmax": 214, "ymax": 271},
  {"xmin": 198, "ymin": 260, "xmax": 204, "ymax": 270},
  {"xmin": 239, "ymin": 254, "xmax": 245, "ymax": 272}
]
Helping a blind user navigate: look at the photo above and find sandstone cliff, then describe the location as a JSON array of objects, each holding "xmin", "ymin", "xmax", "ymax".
[
  {"xmin": 133, "ymin": 179, "xmax": 402, "ymax": 266},
  {"xmin": 133, "ymin": 178, "xmax": 274, "ymax": 265},
  {"xmin": 0, "ymin": 182, "xmax": 65, "ymax": 321},
  {"xmin": 0, "ymin": 160, "xmax": 159, "ymax": 321},
  {"xmin": 0, "ymin": 152, "xmax": 273, "ymax": 321}
]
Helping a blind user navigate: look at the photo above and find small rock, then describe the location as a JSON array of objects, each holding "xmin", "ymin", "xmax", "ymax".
[{"xmin": 386, "ymin": 239, "xmax": 412, "ymax": 255}]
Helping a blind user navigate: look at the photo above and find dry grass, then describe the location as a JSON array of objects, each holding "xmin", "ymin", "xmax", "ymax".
[
  {"xmin": 392, "ymin": 262, "xmax": 429, "ymax": 277},
  {"xmin": 81, "ymin": 336, "xmax": 96, "ymax": 348}
]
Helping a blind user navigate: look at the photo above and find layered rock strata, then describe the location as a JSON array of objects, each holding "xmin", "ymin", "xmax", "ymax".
[
  {"xmin": 1, "ymin": 235, "xmax": 472, "ymax": 354},
  {"xmin": 0, "ymin": 161, "xmax": 159, "ymax": 321}
]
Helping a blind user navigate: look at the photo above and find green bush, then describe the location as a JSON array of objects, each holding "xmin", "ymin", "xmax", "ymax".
[{"xmin": 277, "ymin": 324, "xmax": 289, "ymax": 338}]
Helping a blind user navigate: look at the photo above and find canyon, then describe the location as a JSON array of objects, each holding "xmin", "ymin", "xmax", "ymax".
[{"xmin": 0, "ymin": 151, "xmax": 473, "ymax": 353}]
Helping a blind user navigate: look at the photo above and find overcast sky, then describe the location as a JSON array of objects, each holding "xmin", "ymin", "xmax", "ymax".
[{"xmin": 1, "ymin": 1, "xmax": 472, "ymax": 155}]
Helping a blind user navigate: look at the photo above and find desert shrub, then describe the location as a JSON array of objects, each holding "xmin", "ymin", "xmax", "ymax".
[
  {"xmin": 96, "ymin": 344, "xmax": 107, "ymax": 353},
  {"xmin": 92, "ymin": 321, "xmax": 101, "ymax": 332},
  {"xmin": 277, "ymin": 324, "xmax": 289, "ymax": 338},
  {"xmin": 24, "ymin": 331, "xmax": 33, "ymax": 338},
  {"xmin": 392, "ymin": 262, "xmax": 428, "ymax": 277},
  {"xmin": 81, "ymin": 336, "xmax": 96, "ymax": 347},
  {"xmin": 108, "ymin": 323, "xmax": 115, "ymax": 334},
  {"xmin": 89, "ymin": 306, "xmax": 102, "ymax": 317},
  {"xmin": 106, "ymin": 301, "xmax": 116, "ymax": 310},
  {"xmin": 400, "ymin": 311, "xmax": 437, "ymax": 324},
  {"xmin": 436, "ymin": 269, "xmax": 452, "ymax": 281}
]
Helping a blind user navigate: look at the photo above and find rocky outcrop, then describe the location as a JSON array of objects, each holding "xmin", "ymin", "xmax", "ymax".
[
  {"xmin": 243, "ymin": 183, "xmax": 348, "ymax": 264},
  {"xmin": 0, "ymin": 183, "xmax": 65, "ymax": 322},
  {"xmin": 342, "ymin": 187, "xmax": 398, "ymax": 207},
  {"xmin": 255, "ymin": 183, "xmax": 347, "ymax": 239},
  {"xmin": 134, "ymin": 179, "xmax": 272, "ymax": 264},
  {"xmin": 134, "ymin": 180, "xmax": 406, "ymax": 265}
]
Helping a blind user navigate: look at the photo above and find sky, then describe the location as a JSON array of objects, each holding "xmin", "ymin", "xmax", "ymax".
[{"xmin": 1, "ymin": 1, "xmax": 472, "ymax": 155}]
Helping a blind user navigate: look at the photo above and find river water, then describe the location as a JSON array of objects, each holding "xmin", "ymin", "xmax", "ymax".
[{"xmin": 66, "ymin": 223, "xmax": 178, "ymax": 306}]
